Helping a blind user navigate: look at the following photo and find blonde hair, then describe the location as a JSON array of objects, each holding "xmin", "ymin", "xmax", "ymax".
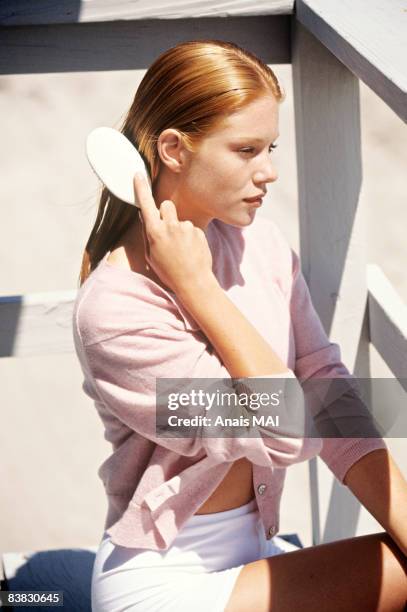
[{"xmin": 78, "ymin": 39, "xmax": 285, "ymax": 287}]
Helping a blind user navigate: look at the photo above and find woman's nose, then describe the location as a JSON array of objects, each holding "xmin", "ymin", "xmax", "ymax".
[{"xmin": 253, "ymin": 158, "xmax": 278, "ymax": 185}]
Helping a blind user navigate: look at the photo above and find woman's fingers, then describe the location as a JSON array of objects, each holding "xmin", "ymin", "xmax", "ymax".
[
  {"xmin": 159, "ymin": 199, "xmax": 179, "ymax": 223},
  {"xmin": 134, "ymin": 174, "xmax": 179, "ymax": 228},
  {"xmin": 132, "ymin": 173, "xmax": 213, "ymax": 294},
  {"xmin": 133, "ymin": 173, "xmax": 160, "ymax": 231},
  {"xmin": 133, "ymin": 174, "xmax": 180, "ymax": 266},
  {"xmin": 137, "ymin": 208, "xmax": 150, "ymax": 261}
]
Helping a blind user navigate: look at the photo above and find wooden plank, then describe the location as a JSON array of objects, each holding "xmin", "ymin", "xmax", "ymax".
[
  {"xmin": 0, "ymin": 0, "xmax": 294, "ymax": 25},
  {"xmin": 0, "ymin": 291, "xmax": 76, "ymax": 358},
  {"xmin": 0, "ymin": 16, "xmax": 290, "ymax": 74},
  {"xmin": 292, "ymin": 21, "xmax": 367, "ymax": 544},
  {"xmin": 308, "ymin": 457, "xmax": 321, "ymax": 546},
  {"xmin": 367, "ymin": 264, "xmax": 407, "ymax": 382},
  {"xmin": 292, "ymin": 21, "xmax": 366, "ymax": 370},
  {"xmin": 296, "ymin": 0, "xmax": 407, "ymax": 122}
]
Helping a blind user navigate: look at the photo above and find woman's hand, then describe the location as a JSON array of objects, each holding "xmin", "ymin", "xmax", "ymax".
[{"xmin": 133, "ymin": 173, "xmax": 215, "ymax": 295}]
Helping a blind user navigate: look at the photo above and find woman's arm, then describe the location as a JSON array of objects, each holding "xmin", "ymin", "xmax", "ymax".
[
  {"xmin": 343, "ymin": 448, "xmax": 407, "ymax": 556},
  {"xmin": 176, "ymin": 274, "xmax": 289, "ymax": 378}
]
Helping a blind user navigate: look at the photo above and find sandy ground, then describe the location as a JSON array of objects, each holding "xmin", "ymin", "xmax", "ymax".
[{"xmin": 0, "ymin": 65, "xmax": 406, "ymax": 555}]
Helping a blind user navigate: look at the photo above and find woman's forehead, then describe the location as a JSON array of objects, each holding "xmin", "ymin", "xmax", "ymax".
[
  {"xmin": 230, "ymin": 96, "xmax": 278, "ymax": 120},
  {"xmin": 216, "ymin": 97, "xmax": 279, "ymax": 135}
]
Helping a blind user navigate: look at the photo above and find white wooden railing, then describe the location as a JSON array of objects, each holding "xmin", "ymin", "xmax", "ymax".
[{"xmin": 1, "ymin": 0, "xmax": 406, "ymax": 593}]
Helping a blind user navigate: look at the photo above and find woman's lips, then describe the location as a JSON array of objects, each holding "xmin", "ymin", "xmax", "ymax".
[{"xmin": 244, "ymin": 197, "xmax": 263, "ymax": 207}]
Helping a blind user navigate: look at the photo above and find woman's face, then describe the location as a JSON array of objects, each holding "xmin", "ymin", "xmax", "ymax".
[{"xmin": 154, "ymin": 94, "xmax": 280, "ymax": 232}]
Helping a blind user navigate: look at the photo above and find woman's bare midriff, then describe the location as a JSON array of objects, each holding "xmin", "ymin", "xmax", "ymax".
[
  {"xmin": 194, "ymin": 457, "xmax": 255, "ymax": 514},
  {"xmin": 107, "ymin": 238, "xmax": 256, "ymax": 515}
]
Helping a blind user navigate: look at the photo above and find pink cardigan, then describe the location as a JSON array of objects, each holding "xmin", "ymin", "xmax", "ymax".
[{"xmin": 72, "ymin": 216, "xmax": 387, "ymax": 550}]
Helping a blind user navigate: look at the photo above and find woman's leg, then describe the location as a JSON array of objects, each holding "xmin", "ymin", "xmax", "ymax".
[{"xmin": 224, "ymin": 531, "xmax": 407, "ymax": 612}]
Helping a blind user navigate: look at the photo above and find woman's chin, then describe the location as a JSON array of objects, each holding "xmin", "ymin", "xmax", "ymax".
[
  {"xmin": 216, "ymin": 207, "xmax": 258, "ymax": 228},
  {"xmin": 222, "ymin": 213, "xmax": 257, "ymax": 228}
]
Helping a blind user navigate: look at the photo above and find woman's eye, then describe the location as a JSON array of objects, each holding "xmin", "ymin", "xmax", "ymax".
[{"xmin": 240, "ymin": 144, "xmax": 278, "ymax": 155}]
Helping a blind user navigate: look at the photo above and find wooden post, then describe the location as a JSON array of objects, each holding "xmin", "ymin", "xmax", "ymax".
[{"xmin": 292, "ymin": 21, "xmax": 368, "ymax": 544}]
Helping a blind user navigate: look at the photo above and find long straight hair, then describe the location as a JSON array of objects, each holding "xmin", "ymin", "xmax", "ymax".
[{"xmin": 78, "ymin": 39, "xmax": 284, "ymax": 287}]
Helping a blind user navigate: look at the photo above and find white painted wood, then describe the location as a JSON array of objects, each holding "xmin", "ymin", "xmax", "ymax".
[
  {"xmin": 308, "ymin": 457, "xmax": 321, "ymax": 545},
  {"xmin": 292, "ymin": 21, "xmax": 368, "ymax": 544},
  {"xmin": 0, "ymin": 0, "xmax": 294, "ymax": 25},
  {"xmin": 367, "ymin": 264, "xmax": 407, "ymax": 381},
  {"xmin": 292, "ymin": 22, "xmax": 366, "ymax": 369},
  {"xmin": 0, "ymin": 291, "xmax": 76, "ymax": 358},
  {"xmin": 296, "ymin": 0, "xmax": 407, "ymax": 122},
  {"xmin": 0, "ymin": 16, "xmax": 290, "ymax": 74}
]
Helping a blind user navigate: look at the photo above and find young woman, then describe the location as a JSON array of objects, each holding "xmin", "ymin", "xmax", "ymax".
[{"xmin": 73, "ymin": 40, "xmax": 407, "ymax": 611}]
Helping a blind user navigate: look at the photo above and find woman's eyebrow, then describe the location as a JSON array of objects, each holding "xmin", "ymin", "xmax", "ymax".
[{"xmin": 232, "ymin": 135, "xmax": 280, "ymax": 143}]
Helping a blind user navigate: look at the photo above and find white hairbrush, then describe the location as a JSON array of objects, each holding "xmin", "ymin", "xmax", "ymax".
[{"xmin": 86, "ymin": 127, "xmax": 152, "ymax": 207}]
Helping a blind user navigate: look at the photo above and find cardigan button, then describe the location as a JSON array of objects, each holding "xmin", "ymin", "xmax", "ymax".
[
  {"xmin": 268, "ymin": 525, "xmax": 277, "ymax": 538},
  {"xmin": 257, "ymin": 484, "xmax": 267, "ymax": 495}
]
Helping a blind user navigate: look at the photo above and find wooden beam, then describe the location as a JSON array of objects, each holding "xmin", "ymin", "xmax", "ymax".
[
  {"xmin": 296, "ymin": 0, "xmax": 407, "ymax": 122},
  {"xmin": 0, "ymin": 16, "xmax": 291, "ymax": 74},
  {"xmin": 292, "ymin": 20, "xmax": 366, "ymax": 545},
  {"xmin": 0, "ymin": 291, "xmax": 76, "ymax": 358},
  {"xmin": 367, "ymin": 264, "xmax": 407, "ymax": 383},
  {"xmin": 292, "ymin": 21, "xmax": 365, "ymax": 369},
  {"xmin": 0, "ymin": 0, "xmax": 295, "ymax": 25}
]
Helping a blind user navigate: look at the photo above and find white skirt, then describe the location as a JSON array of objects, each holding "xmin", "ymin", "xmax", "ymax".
[{"xmin": 91, "ymin": 498, "xmax": 300, "ymax": 612}]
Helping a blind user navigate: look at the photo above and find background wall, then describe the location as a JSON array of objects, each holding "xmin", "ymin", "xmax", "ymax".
[{"xmin": 0, "ymin": 64, "xmax": 406, "ymax": 553}]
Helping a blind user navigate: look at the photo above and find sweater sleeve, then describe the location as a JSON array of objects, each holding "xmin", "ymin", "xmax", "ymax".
[
  {"xmin": 289, "ymin": 248, "xmax": 388, "ymax": 484},
  {"xmin": 83, "ymin": 323, "xmax": 316, "ymax": 469}
]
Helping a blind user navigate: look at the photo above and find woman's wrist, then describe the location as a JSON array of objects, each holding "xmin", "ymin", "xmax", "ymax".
[{"xmin": 174, "ymin": 271, "xmax": 221, "ymax": 304}]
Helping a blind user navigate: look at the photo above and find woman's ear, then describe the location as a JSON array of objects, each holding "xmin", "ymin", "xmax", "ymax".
[{"xmin": 157, "ymin": 129, "xmax": 189, "ymax": 173}]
